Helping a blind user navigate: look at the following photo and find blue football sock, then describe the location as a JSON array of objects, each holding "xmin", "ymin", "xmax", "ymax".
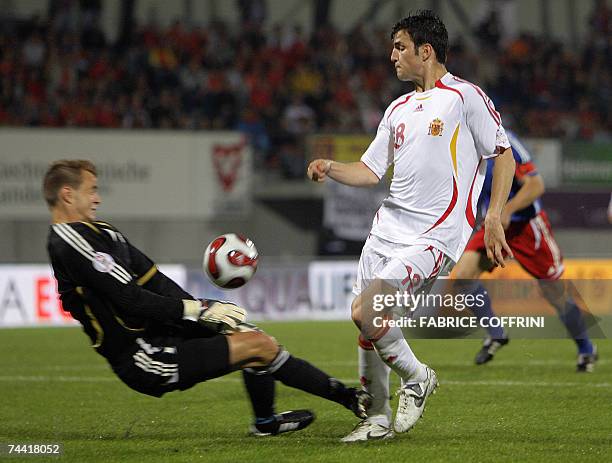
[
  {"xmin": 470, "ymin": 283, "xmax": 506, "ymax": 339},
  {"xmin": 558, "ymin": 297, "xmax": 593, "ymax": 355}
]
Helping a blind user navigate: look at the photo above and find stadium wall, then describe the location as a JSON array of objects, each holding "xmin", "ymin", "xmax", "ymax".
[
  {"xmin": 0, "ymin": 128, "xmax": 317, "ymax": 263},
  {"xmin": 1, "ymin": 129, "xmax": 611, "ymax": 263}
]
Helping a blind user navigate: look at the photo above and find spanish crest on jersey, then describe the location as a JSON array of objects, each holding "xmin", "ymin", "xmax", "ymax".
[{"xmin": 428, "ymin": 118, "xmax": 444, "ymax": 136}]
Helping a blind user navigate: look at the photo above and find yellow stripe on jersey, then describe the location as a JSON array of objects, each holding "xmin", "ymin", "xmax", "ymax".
[
  {"xmin": 84, "ymin": 305, "xmax": 104, "ymax": 348},
  {"xmin": 93, "ymin": 221, "xmax": 113, "ymax": 229},
  {"xmin": 111, "ymin": 309, "xmax": 146, "ymax": 331},
  {"xmin": 80, "ymin": 221, "xmax": 101, "ymax": 234},
  {"xmin": 137, "ymin": 265, "xmax": 158, "ymax": 286},
  {"xmin": 416, "ymin": 95, "xmax": 431, "ymax": 100},
  {"xmin": 76, "ymin": 287, "xmax": 104, "ymax": 348},
  {"xmin": 450, "ymin": 123, "xmax": 460, "ymax": 176}
]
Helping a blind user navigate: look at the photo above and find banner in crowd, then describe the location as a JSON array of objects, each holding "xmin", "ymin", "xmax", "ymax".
[
  {"xmin": 0, "ymin": 265, "xmax": 185, "ymax": 327},
  {"xmin": 0, "ymin": 129, "xmax": 252, "ymax": 218},
  {"xmin": 323, "ymin": 181, "xmax": 387, "ymax": 241}
]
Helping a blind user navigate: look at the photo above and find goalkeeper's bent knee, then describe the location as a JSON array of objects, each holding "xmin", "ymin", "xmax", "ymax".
[
  {"xmin": 239, "ymin": 331, "xmax": 280, "ymax": 365},
  {"xmin": 245, "ymin": 345, "xmax": 290, "ymax": 375}
]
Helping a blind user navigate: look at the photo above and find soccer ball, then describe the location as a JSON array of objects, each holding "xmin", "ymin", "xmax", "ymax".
[{"xmin": 203, "ymin": 233, "xmax": 259, "ymax": 289}]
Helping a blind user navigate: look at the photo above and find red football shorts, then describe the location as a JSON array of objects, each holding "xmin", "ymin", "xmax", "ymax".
[{"xmin": 465, "ymin": 211, "xmax": 564, "ymax": 280}]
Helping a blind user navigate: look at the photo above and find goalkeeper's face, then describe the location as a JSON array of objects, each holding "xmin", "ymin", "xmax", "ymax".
[{"xmin": 73, "ymin": 170, "xmax": 100, "ymax": 222}]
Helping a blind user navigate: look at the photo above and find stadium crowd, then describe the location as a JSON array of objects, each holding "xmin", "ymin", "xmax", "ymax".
[{"xmin": 0, "ymin": 1, "xmax": 610, "ymax": 177}]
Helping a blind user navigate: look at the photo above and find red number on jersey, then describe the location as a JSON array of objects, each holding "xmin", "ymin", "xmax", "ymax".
[{"xmin": 394, "ymin": 123, "xmax": 406, "ymax": 149}]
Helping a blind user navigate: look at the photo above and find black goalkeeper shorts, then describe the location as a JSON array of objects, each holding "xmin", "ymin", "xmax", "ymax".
[{"xmin": 112, "ymin": 332, "xmax": 232, "ymax": 398}]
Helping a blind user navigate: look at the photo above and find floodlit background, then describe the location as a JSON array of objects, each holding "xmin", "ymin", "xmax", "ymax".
[
  {"xmin": 0, "ymin": 0, "xmax": 609, "ymax": 324},
  {"xmin": 0, "ymin": 2, "xmax": 611, "ymax": 461}
]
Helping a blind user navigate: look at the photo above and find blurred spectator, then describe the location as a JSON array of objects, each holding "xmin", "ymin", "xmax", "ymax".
[
  {"xmin": 237, "ymin": 0, "xmax": 267, "ymax": 27},
  {"xmin": 22, "ymin": 32, "xmax": 46, "ymax": 67},
  {"xmin": 277, "ymin": 95, "xmax": 316, "ymax": 178},
  {"xmin": 475, "ymin": 10, "xmax": 502, "ymax": 51},
  {"xmin": 0, "ymin": 8, "xmax": 609, "ymax": 178},
  {"xmin": 283, "ymin": 95, "xmax": 315, "ymax": 136},
  {"xmin": 236, "ymin": 107, "xmax": 270, "ymax": 165},
  {"xmin": 589, "ymin": 0, "xmax": 611, "ymax": 42}
]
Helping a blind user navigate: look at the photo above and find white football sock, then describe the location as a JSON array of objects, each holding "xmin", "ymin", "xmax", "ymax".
[
  {"xmin": 372, "ymin": 325, "xmax": 426, "ymax": 383},
  {"xmin": 358, "ymin": 335, "xmax": 392, "ymax": 426}
]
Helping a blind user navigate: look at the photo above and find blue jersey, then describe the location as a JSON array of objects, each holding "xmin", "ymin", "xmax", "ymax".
[{"xmin": 479, "ymin": 131, "xmax": 541, "ymax": 222}]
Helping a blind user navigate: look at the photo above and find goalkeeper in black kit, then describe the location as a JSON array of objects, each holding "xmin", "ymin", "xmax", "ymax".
[{"xmin": 44, "ymin": 159, "xmax": 370, "ymax": 436}]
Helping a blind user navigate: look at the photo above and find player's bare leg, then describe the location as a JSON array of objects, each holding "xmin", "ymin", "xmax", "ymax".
[
  {"xmin": 352, "ymin": 279, "xmax": 438, "ymax": 435},
  {"xmin": 452, "ymin": 250, "xmax": 490, "ymax": 281},
  {"xmin": 538, "ymin": 280, "xmax": 598, "ymax": 372}
]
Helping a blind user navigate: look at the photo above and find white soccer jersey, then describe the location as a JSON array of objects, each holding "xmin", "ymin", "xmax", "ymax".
[{"xmin": 361, "ymin": 72, "xmax": 510, "ymax": 262}]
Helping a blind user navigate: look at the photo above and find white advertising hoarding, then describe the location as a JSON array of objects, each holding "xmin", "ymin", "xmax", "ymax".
[
  {"xmin": 0, "ymin": 129, "xmax": 252, "ymax": 218},
  {"xmin": 307, "ymin": 260, "xmax": 358, "ymax": 318},
  {"xmin": 0, "ymin": 260, "xmax": 360, "ymax": 327},
  {"xmin": 186, "ymin": 262, "xmax": 355, "ymax": 321}
]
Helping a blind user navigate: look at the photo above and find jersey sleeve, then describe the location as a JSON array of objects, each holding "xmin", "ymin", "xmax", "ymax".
[
  {"xmin": 360, "ymin": 104, "xmax": 395, "ymax": 179},
  {"xmin": 464, "ymin": 85, "xmax": 510, "ymax": 159},
  {"xmin": 127, "ymin": 243, "xmax": 194, "ymax": 300},
  {"xmin": 507, "ymin": 131, "xmax": 539, "ymax": 180},
  {"xmin": 51, "ymin": 223, "xmax": 188, "ymax": 322}
]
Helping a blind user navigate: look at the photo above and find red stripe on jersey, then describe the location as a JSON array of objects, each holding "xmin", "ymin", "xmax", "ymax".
[
  {"xmin": 465, "ymin": 160, "xmax": 481, "ymax": 228},
  {"xmin": 452, "ymin": 76, "xmax": 501, "ymax": 126},
  {"xmin": 425, "ymin": 176, "xmax": 458, "ymax": 233},
  {"xmin": 434, "ymin": 79, "xmax": 464, "ymax": 103},
  {"xmin": 387, "ymin": 93, "xmax": 413, "ymax": 120},
  {"xmin": 428, "ymin": 249, "xmax": 444, "ymax": 279}
]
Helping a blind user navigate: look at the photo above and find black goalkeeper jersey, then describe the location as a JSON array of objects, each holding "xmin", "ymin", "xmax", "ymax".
[{"xmin": 47, "ymin": 220, "xmax": 195, "ymax": 363}]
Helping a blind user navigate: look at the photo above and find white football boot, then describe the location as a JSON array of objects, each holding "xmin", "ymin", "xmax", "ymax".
[
  {"xmin": 394, "ymin": 365, "xmax": 438, "ymax": 433},
  {"xmin": 341, "ymin": 418, "xmax": 395, "ymax": 442}
]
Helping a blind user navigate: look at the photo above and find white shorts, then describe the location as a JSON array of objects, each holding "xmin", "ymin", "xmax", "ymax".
[{"xmin": 353, "ymin": 235, "xmax": 454, "ymax": 298}]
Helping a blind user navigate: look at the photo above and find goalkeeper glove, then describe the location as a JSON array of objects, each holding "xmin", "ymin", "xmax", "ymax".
[
  {"xmin": 182, "ymin": 299, "xmax": 247, "ymax": 333},
  {"xmin": 182, "ymin": 299, "xmax": 205, "ymax": 321},
  {"xmin": 200, "ymin": 300, "xmax": 247, "ymax": 333}
]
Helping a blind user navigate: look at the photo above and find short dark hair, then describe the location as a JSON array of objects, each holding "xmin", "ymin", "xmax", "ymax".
[
  {"xmin": 391, "ymin": 10, "xmax": 448, "ymax": 64},
  {"xmin": 43, "ymin": 159, "xmax": 97, "ymax": 207}
]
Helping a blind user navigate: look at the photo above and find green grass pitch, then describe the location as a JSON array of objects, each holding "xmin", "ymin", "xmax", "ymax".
[{"xmin": 1, "ymin": 322, "xmax": 611, "ymax": 462}]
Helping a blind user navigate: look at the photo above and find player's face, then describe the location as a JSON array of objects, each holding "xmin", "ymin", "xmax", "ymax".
[
  {"xmin": 73, "ymin": 170, "xmax": 100, "ymax": 222},
  {"xmin": 390, "ymin": 30, "xmax": 422, "ymax": 82}
]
